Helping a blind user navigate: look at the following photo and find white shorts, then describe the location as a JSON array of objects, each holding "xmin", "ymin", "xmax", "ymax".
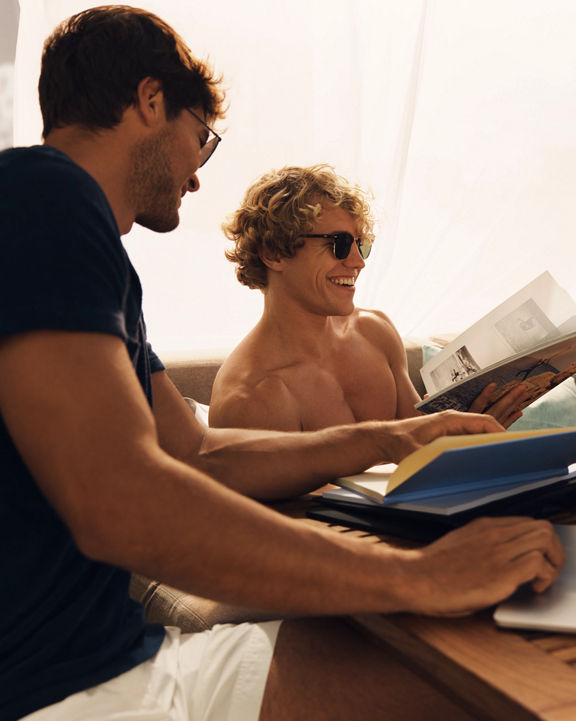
[{"xmin": 22, "ymin": 621, "xmax": 282, "ymax": 721}]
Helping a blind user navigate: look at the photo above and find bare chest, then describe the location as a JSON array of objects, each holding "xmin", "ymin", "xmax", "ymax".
[{"xmin": 282, "ymin": 347, "xmax": 399, "ymax": 430}]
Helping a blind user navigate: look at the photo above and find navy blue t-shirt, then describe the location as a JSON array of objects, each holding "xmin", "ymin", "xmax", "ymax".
[{"xmin": 0, "ymin": 146, "xmax": 166, "ymax": 721}]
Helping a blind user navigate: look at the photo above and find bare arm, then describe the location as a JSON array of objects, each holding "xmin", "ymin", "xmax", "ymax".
[
  {"xmin": 0, "ymin": 331, "xmax": 564, "ymax": 617},
  {"xmin": 152, "ymin": 367, "xmax": 506, "ymax": 499},
  {"xmin": 357, "ymin": 309, "xmax": 422, "ymax": 418}
]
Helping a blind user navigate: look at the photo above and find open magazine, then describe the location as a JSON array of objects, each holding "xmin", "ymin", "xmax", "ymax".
[{"xmin": 416, "ymin": 272, "xmax": 576, "ymax": 414}]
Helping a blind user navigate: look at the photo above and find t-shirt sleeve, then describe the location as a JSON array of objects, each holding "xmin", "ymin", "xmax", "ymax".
[
  {"xmin": 147, "ymin": 343, "xmax": 165, "ymax": 373},
  {"xmin": 0, "ymin": 151, "xmax": 129, "ymax": 341}
]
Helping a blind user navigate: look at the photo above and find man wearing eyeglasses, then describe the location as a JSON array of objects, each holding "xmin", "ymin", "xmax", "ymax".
[
  {"xmin": 0, "ymin": 7, "xmax": 563, "ymax": 721},
  {"xmin": 210, "ymin": 164, "xmax": 530, "ymax": 433}
]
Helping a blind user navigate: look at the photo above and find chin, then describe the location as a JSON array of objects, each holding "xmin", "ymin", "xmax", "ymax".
[
  {"xmin": 325, "ymin": 304, "xmax": 355, "ymax": 317},
  {"xmin": 136, "ymin": 211, "xmax": 180, "ymax": 233}
]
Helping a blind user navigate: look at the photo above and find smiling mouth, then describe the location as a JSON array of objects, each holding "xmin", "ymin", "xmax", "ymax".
[{"xmin": 329, "ymin": 277, "xmax": 356, "ymax": 287}]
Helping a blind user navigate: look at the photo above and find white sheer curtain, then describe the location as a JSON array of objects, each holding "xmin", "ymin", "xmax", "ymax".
[
  {"xmin": 12, "ymin": 0, "xmax": 576, "ymax": 353},
  {"xmin": 363, "ymin": 0, "xmax": 576, "ymax": 340}
]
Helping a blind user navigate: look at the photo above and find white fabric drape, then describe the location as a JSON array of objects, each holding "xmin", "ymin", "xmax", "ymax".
[
  {"xmin": 12, "ymin": 0, "xmax": 576, "ymax": 352},
  {"xmin": 365, "ymin": 0, "xmax": 576, "ymax": 340}
]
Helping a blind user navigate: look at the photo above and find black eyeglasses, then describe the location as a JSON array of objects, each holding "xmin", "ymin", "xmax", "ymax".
[
  {"xmin": 186, "ymin": 109, "xmax": 222, "ymax": 167},
  {"xmin": 299, "ymin": 232, "xmax": 372, "ymax": 260}
]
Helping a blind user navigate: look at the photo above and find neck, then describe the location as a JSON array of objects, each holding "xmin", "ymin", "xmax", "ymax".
[
  {"xmin": 43, "ymin": 125, "xmax": 136, "ymax": 235},
  {"xmin": 261, "ymin": 289, "xmax": 347, "ymax": 357}
]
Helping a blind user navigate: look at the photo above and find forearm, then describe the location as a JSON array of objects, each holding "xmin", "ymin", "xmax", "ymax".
[
  {"xmin": 90, "ymin": 450, "xmax": 562, "ymax": 619},
  {"xmin": 151, "ymin": 365, "xmax": 503, "ymax": 499},
  {"xmin": 83, "ymin": 449, "xmax": 412, "ymax": 616},
  {"xmin": 193, "ymin": 422, "xmax": 388, "ymax": 498},
  {"xmin": 53, "ymin": 447, "xmax": 567, "ymax": 619},
  {"xmin": 191, "ymin": 410, "xmax": 505, "ymax": 498}
]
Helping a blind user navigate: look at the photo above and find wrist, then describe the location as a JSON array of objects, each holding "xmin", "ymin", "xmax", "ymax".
[
  {"xmin": 372, "ymin": 545, "xmax": 427, "ymax": 613},
  {"xmin": 365, "ymin": 419, "xmax": 408, "ymax": 465}
]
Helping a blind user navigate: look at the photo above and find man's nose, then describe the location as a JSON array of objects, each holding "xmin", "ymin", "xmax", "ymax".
[
  {"xmin": 344, "ymin": 240, "xmax": 366, "ymax": 268},
  {"xmin": 188, "ymin": 174, "xmax": 200, "ymax": 193}
]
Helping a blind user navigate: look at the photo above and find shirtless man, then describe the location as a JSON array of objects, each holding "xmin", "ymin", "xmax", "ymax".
[{"xmin": 210, "ymin": 164, "xmax": 529, "ymax": 431}]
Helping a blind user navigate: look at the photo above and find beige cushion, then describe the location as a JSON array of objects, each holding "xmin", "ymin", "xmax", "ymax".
[
  {"xmin": 129, "ymin": 574, "xmax": 279, "ymax": 632},
  {"xmin": 164, "ymin": 354, "xmax": 224, "ymax": 405}
]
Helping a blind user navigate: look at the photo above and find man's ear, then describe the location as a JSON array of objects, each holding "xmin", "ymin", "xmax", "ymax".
[
  {"xmin": 134, "ymin": 77, "xmax": 165, "ymax": 127},
  {"xmin": 260, "ymin": 250, "xmax": 286, "ymax": 272}
]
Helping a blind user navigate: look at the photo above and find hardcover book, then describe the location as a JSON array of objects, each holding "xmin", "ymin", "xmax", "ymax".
[{"xmin": 333, "ymin": 427, "xmax": 576, "ymax": 515}]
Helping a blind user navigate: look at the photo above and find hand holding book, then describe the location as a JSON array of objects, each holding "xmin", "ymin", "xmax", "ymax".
[
  {"xmin": 417, "ymin": 272, "xmax": 576, "ymax": 416},
  {"xmin": 468, "ymin": 380, "xmax": 531, "ymax": 428}
]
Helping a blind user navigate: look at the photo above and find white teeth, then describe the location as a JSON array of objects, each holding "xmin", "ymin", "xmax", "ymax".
[{"xmin": 330, "ymin": 278, "xmax": 355, "ymax": 286}]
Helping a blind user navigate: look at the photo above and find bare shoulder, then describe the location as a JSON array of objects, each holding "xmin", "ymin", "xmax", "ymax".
[
  {"xmin": 210, "ymin": 369, "xmax": 302, "ymax": 431},
  {"xmin": 348, "ymin": 308, "xmax": 410, "ymax": 374},
  {"xmin": 209, "ymin": 324, "xmax": 305, "ymax": 431},
  {"xmin": 353, "ymin": 308, "xmax": 403, "ymax": 347}
]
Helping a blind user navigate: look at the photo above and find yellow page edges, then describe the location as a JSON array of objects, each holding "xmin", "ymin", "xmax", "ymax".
[
  {"xmin": 386, "ymin": 426, "xmax": 576, "ymax": 494},
  {"xmin": 337, "ymin": 426, "xmax": 576, "ymax": 502}
]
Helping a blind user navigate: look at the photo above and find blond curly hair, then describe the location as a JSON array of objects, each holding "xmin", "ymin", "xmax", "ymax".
[{"xmin": 223, "ymin": 164, "xmax": 375, "ymax": 289}]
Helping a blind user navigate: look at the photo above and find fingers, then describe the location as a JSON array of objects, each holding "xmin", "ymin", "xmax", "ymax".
[
  {"xmin": 473, "ymin": 517, "xmax": 565, "ymax": 592},
  {"xmin": 435, "ymin": 409, "xmax": 504, "ymax": 434},
  {"xmin": 468, "ymin": 383, "xmax": 498, "ymax": 412},
  {"xmin": 527, "ymin": 552, "xmax": 562, "ymax": 593},
  {"xmin": 464, "ymin": 516, "xmax": 564, "ymax": 564},
  {"xmin": 490, "ymin": 383, "xmax": 528, "ymax": 409},
  {"xmin": 504, "ymin": 545, "xmax": 563, "ymax": 594},
  {"xmin": 469, "ymin": 383, "xmax": 531, "ymax": 427},
  {"xmin": 499, "ymin": 410, "xmax": 523, "ymax": 429},
  {"xmin": 386, "ymin": 410, "xmax": 505, "ymax": 464},
  {"xmin": 404, "ymin": 518, "xmax": 565, "ymax": 616},
  {"xmin": 503, "ymin": 519, "xmax": 565, "ymax": 572}
]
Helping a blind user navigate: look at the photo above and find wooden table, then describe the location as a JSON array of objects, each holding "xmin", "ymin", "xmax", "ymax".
[{"xmin": 274, "ymin": 496, "xmax": 576, "ymax": 721}]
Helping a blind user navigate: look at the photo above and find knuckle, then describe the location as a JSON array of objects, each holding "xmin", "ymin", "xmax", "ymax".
[
  {"xmin": 533, "ymin": 519, "xmax": 555, "ymax": 539},
  {"xmin": 442, "ymin": 409, "xmax": 459, "ymax": 418},
  {"xmin": 527, "ymin": 549, "xmax": 549, "ymax": 572},
  {"xmin": 470, "ymin": 516, "xmax": 494, "ymax": 531}
]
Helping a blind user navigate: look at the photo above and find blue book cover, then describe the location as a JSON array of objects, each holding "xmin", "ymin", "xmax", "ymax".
[{"xmin": 334, "ymin": 428, "xmax": 576, "ymax": 515}]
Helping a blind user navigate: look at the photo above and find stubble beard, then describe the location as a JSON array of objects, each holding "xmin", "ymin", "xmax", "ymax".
[{"xmin": 130, "ymin": 127, "xmax": 181, "ymax": 233}]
